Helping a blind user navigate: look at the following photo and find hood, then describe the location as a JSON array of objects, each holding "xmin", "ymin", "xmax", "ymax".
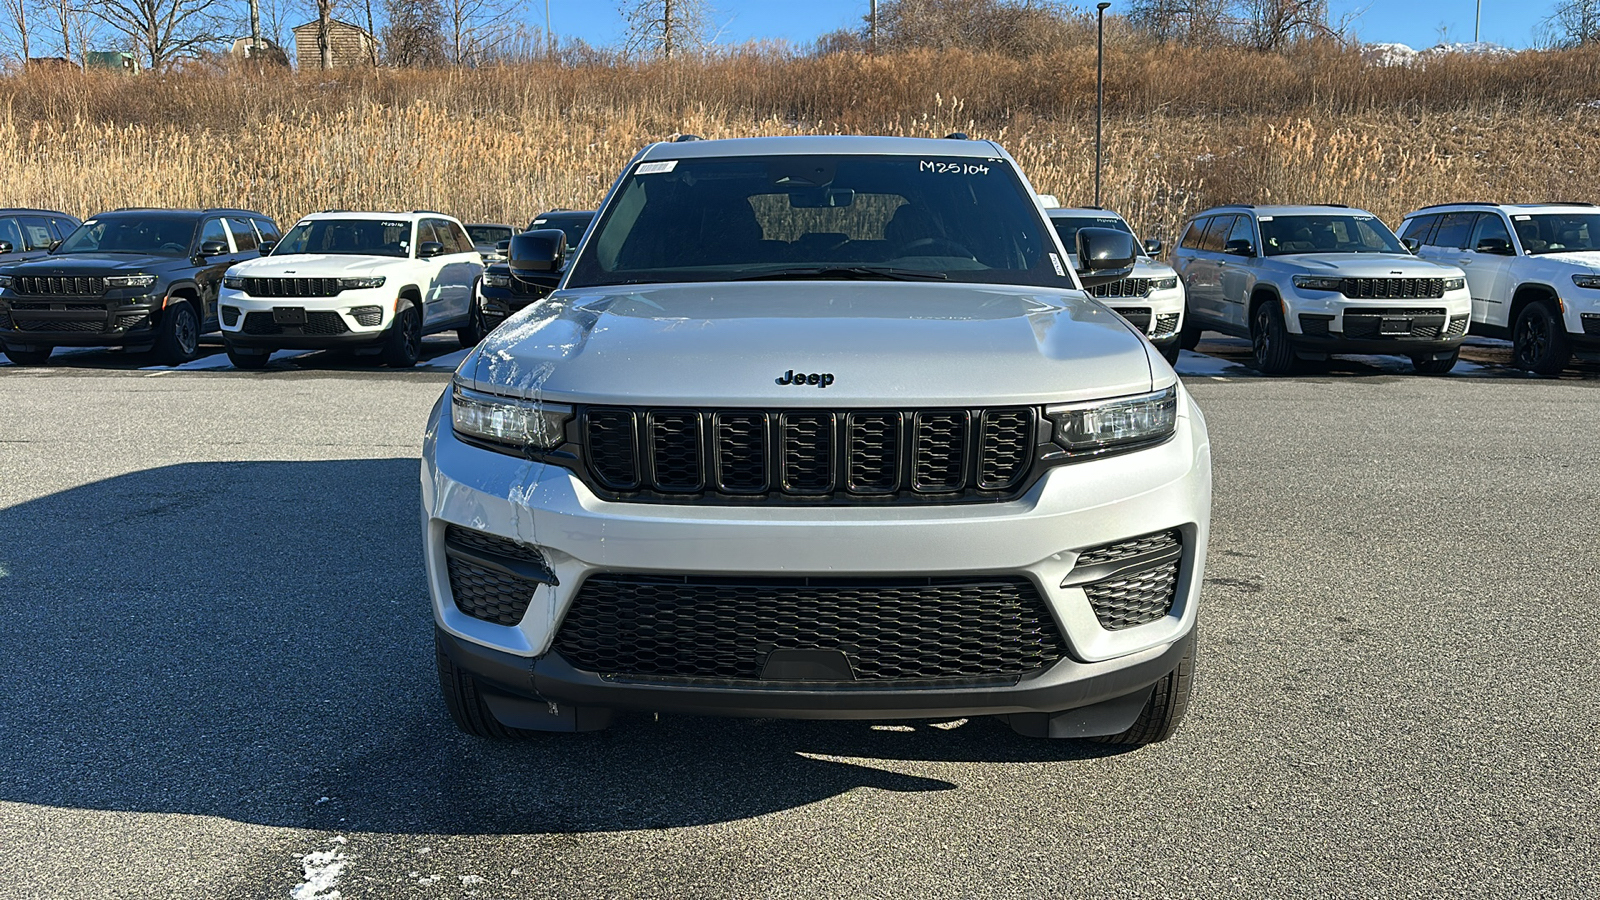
[
  {"xmin": 465, "ymin": 281, "xmax": 1161, "ymax": 407},
  {"xmin": 227, "ymin": 253, "xmax": 409, "ymax": 277},
  {"xmin": 3, "ymin": 253, "xmax": 178, "ymax": 274},
  {"xmin": 1273, "ymin": 253, "xmax": 1462, "ymax": 277},
  {"xmin": 1536, "ymin": 250, "xmax": 1600, "ymax": 272}
]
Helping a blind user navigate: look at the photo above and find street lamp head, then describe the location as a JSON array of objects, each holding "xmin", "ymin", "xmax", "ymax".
[{"xmin": 1097, "ymin": 2, "xmax": 1110, "ymax": 9}]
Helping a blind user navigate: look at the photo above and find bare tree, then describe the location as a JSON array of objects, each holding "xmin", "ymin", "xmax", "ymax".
[
  {"xmin": 316, "ymin": 0, "xmax": 333, "ymax": 67},
  {"xmin": 871, "ymin": 0, "xmax": 1077, "ymax": 56},
  {"xmin": 441, "ymin": 0, "xmax": 511, "ymax": 64},
  {"xmin": 48, "ymin": 0, "xmax": 100, "ymax": 63},
  {"xmin": 619, "ymin": 0, "xmax": 711, "ymax": 59},
  {"xmin": 91, "ymin": 0, "xmax": 228, "ymax": 68},
  {"xmin": 1126, "ymin": 0, "xmax": 1231, "ymax": 45},
  {"xmin": 1239, "ymin": 0, "xmax": 1329, "ymax": 50},
  {"xmin": 1544, "ymin": 0, "xmax": 1600, "ymax": 46},
  {"xmin": 384, "ymin": 0, "xmax": 445, "ymax": 65},
  {"xmin": 0, "ymin": 0, "xmax": 34, "ymax": 62}
]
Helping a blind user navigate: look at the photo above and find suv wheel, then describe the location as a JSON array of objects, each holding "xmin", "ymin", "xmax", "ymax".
[
  {"xmin": 382, "ymin": 304, "xmax": 422, "ymax": 368},
  {"xmin": 1178, "ymin": 311, "xmax": 1202, "ymax": 350},
  {"xmin": 1512, "ymin": 301, "xmax": 1570, "ymax": 377},
  {"xmin": 1250, "ymin": 301, "xmax": 1296, "ymax": 375},
  {"xmin": 226, "ymin": 347, "xmax": 272, "ymax": 370},
  {"xmin": 2, "ymin": 345, "xmax": 53, "ymax": 366},
  {"xmin": 1160, "ymin": 342, "xmax": 1181, "ymax": 365},
  {"xmin": 1091, "ymin": 635, "xmax": 1195, "ymax": 746},
  {"xmin": 153, "ymin": 300, "xmax": 201, "ymax": 366},
  {"xmin": 457, "ymin": 290, "xmax": 488, "ymax": 348},
  {"xmin": 1410, "ymin": 348, "xmax": 1459, "ymax": 375},
  {"xmin": 435, "ymin": 630, "xmax": 534, "ymax": 739}
]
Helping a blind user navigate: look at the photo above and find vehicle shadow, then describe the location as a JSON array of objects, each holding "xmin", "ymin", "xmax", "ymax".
[
  {"xmin": 0, "ymin": 336, "xmax": 467, "ymax": 372},
  {"xmin": 0, "ymin": 460, "xmax": 1124, "ymax": 837}
]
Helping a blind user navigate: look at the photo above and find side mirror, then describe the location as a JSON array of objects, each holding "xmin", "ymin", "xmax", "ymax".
[
  {"xmin": 0, "ymin": 241, "xmax": 12, "ymax": 254},
  {"xmin": 495, "ymin": 239, "xmax": 511, "ymax": 253},
  {"xmin": 257, "ymin": 241, "xmax": 275, "ymax": 255},
  {"xmin": 509, "ymin": 229, "xmax": 568, "ymax": 273},
  {"xmin": 417, "ymin": 241, "xmax": 446, "ymax": 259},
  {"xmin": 198, "ymin": 240, "xmax": 229, "ymax": 257},
  {"xmin": 1401, "ymin": 237, "xmax": 1421, "ymax": 253},
  {"xmin": 48, "ymin": 240, "xmax": 61, "ymax": 252},
  {"xmin": 1223, "ymin": 239, "xmax": 1255, "ymax": 257},
  {"xmin": 1074, "ymin": 227, "xmax": 1137, "ymax": 287},
  {"xmin": 1476, "ymin": 237, "xmax": 1514, "ymax": 255},
  {"xmin": 1143, "ymin": 238, "xmax": 1163, "ymax": 255}
]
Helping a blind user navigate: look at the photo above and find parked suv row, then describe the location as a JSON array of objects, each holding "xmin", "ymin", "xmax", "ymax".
[{"xmin": 1047, "ymin": 207, "xmax": 1185, "ymax": 363}]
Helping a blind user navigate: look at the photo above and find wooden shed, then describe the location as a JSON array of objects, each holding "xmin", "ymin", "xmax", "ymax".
[{"xmin": 291, "ymin": 19, "xmax": 376, "ymax": 69}]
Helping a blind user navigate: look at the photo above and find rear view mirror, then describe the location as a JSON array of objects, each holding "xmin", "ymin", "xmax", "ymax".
[
  {"xmin": 258, "ymin": 241, "xmax": 275, "ymax": 255},
  {"xmin": 1476, "ymin": 237, "xmax": 1514, "ymax": 255},
  {"xmin": 1143, "ymin": 238, "xmax": 1163, "ymax": 255},
  {"xmin": 1223, "ymin": 239, "xmax": 1254, "ymax": 256},
  {"xmin": 508, "ymin": 229, "xmax": 568, "ymax": 273},
  {"xmin": 789, "ymin": 187, "xmax": 855, "ymax": 209},
  {"xmin": 1075, "ymin": 227, "xmax": 1137, "ymax": 287},
  {"xmin": 198, "ymin": 240, "xmax": 228, "ymax": 257},
  {"xmin": 1401, "ymin": 237, "xmax": 1421, "ymax": 253}
]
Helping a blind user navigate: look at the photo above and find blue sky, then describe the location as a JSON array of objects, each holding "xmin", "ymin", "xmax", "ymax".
[{"xmin": 541, "ymin": 1, "xmax": 1563, "ymax": 52}]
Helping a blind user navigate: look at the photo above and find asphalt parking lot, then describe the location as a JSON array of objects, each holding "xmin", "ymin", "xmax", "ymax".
[{"xmin": 0, "ymin": 339, "xmax": 1595, "ymax": 899}]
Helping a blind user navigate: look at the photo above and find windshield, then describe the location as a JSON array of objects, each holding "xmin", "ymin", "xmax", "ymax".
[
  {"xmin": 467, "ymin": 225, "xmax": 513, "ymax": 246},
  {"xmin": 1514, "ymin": 213, "xmax": 1600, "ymax": 254},
  {"xmin": 529, "ymin": 214, "xmax": 594, "ymax": 250},
  {"xmin": 1051, "ymin": 215, "xmax": 1136, "ymax": 257},
  {"xmin": 58, "ymin": 215, "xmax": 196, "ymax": 256},
  {"xmin": 1259, "ymin": 214, "xmax": 1405, "ymax": 256},
  {"xmin": 564, "ymin": 155, "xmax": 1065, "ymax": 289},
  {"xmin": 274, "ymin": 219, "xmax": 413, "ymax": 258}
]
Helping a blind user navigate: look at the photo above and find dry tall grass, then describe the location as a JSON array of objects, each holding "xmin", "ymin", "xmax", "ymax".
[{"xmin": 1, "ymin": 46, "xmax": 1597, "ymax": 238}]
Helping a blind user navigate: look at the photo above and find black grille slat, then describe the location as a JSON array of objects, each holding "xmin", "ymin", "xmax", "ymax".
[
  {"xmin": 846, "ymin": 413, "xmax": 901, "ymax": 493},
  {"xmin": 913, "ymin": 411, "xmax": 969, "ymax": 493},
  {"xmin": 1090, "ymin": 278, "xmax": 1151, "ymax": 298},
  {"xmin": 714, "ymin": 412, "xmax": 769, "ymax": 493},
  {"xmin": 242, "ymin": 277, "xmax": 343, "ymax": 298},
  {"xmin": 781, "ymin": 413, "xmax": 835, "ymax": 493},
  {"xmin": 18, "ymin": 275, "xmax": 106, "ymax": 296},
  {"xmin": 587, "ymin": 409, "xmax": 640, "ymax": 489},
  {"xmin": 554, "ymin": 574, "xmax": 1066, "ymax": 681},
  {"xmin": 1338, "ymin": 278, "xmax": 1444, "ymax": 300},
  {"xmin": 648, "ymin": 411, "xmax": 704, "ymax": 492},
  {"xmin": 977, "ymin": 409, "xmax": 1032, "ymax": 490}
]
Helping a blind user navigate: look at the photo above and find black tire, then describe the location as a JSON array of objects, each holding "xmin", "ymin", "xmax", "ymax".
[
  {"xmin": 1092, "ymin": 635, "xmax": 1196, "ymax": 746},
  {"xmin": 1159, "ymin": 342, "xmax": 1181, "ymax": 366},
  {"xmin": 153, "ymin": 300, "xmax": 201, "ymax": 366},
  {"xmin": 1250, "ymin": 300, "xmax": 1296, "ymax": 375},
  {"xmin": 2, "ymin": 345, "xmax": 53, "ymax": 366},
  {"xmin": 226, "ymin": 346, "xmax": 271, "ymax": 370},
  {"xmin": 1512, "ymin": 301, "xmax": 1570, "ymax": 377},
  {"xmin": 1178, "ymin": 312, "xmax": 1202, "ymax": 351},
  {"xmin": 435, "ymin": 629, "xmax": 534, "ymax": 739},
  {"xmin": 457, "ymin": 289, "xmax": 487, "ymax": 348},
  {"xmin": 381, "ymin": 303, "xmax": 422, "ymax": 368},
  {"xmin": 1410, "ymin": 348, "xmax": 1459, "ymax": 375}
]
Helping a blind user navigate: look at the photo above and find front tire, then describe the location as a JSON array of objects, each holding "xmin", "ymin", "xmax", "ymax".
[
  {"xmin": 457, "ymin": 289, "xmax": 487, "ymax": 348},
  {"xmin": 1159, "ymin": 342, "xmax": 1181, "ymax": 366},
  {"xmin": 2, "ymin": 345, "xmax": 53, "ymax": 366},
  {"xmin": 1512, "ymin": 302, "xmax": 1570, "ymax": 377},
  {"xmin": 1092, "ymin": 635, "xmax": 1196, "ymax": 746},
  {"xmin": 1410, "ymin": 348, "xmax": 1459, "ymax": 375},
  {"xmin": 382, "ymin": 304, "xmax": 422, "ymax": 368},
  {"xmin": 435, "ymin": 630, "xmax": 534, "ymax": 739},
  {"xmin": 153, "ymin": 300, "xmax": 201, "ymax": 366},
  {"xmin": 1178, "ymin": 311, "xmax": 1202, "ymax": 350},
  {"xmin": 1250, "ymin": 300, "xmax": 1296, "ymax": 375}
]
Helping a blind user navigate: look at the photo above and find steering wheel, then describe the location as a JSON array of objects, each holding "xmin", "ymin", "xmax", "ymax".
[
  {"xmin": 898, "ymin": 237, "xmax": 976, "ymax": 259},
  {"xmin": 160, "ymin": 242, "xmax": 187, "ymax": 254}
]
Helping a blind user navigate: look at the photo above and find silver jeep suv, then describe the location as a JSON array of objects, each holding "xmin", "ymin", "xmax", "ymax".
[
  {"xmin": 422, "ymin": 135, "xmax": 1211, "ymax": 745},
  {"xmin": 1172, "ymin": 204, "xmax": 1471, "ymax": 374}
]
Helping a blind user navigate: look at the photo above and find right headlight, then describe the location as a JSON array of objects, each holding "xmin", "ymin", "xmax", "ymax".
[
  {"xmin": 1292, "ymin": 275, "xmax": 1344, "ymax": 292},
  {"xmin": 1045, "ymin": 386, "xmax": 1177, "ymax": 453},
  {"xmin": 1572, "ymin": 274, "xmax": 1600, "ymax": 290},
  {"xmin": 451, "ymin": 385, "xmax": 571, "ymax": 453},
  {"xmin": 0, "ymin": 275, "xmax": 13, "ymax": 291}
]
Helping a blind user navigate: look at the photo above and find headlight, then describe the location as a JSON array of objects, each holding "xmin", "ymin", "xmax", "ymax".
[
  {"xmin": 338, "ymin": 276, "xmax": 386, "ymax": 289},
  {"xmin": 1573, "ymin": 274, "xmax": 1600, "ymax": 289},
  {"xmin": 482, "ymin": 272, "xmax": 511, "ymax": 288},
  {"xmin": 223, "ymin": 274, "xmax": 246, "ymax": 289},
  {"xmin": 1150, "ymin": 276, "xmax": 1178, "ymax": 291},
  {"xmin": 1444, "ymin": 277, "xmax": 1466, "ymax": 291},
  {"xmin": 1292, "ymin": 275, "xmax": 1343, "ymax": 292},
  {"xmin": 105, "ymin": 274, "xmax": 157, "ymax": 289},
  {"xmin": 451, "ymin": 386, "xmax": 571, "ymax": 451},
  {"xmin": 1045, "ymin": 386, "xmax": 1177, "ymax": 453},
  {"xmin": 0, "ymin": 275, "xmax": 12, "ymax": 290}
]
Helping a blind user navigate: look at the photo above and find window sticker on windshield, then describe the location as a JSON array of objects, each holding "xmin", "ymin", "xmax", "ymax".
[
  {"xmin": 82, "ymin": 220, "xmax": 97, "ymax": 226},
  {"xmin": 381, "ymin": 221, "xmax": 407, "ymax": 228},
  {"xmin": 1258, "ymin": 216, "xmax": 1274, "ymax": 221},
  {"xmin": 533, "ymin": 219, "xmax": 547, "ymax": 226},
  {"xmin": 919, "ymin": 161, "xmax": 990, "ymax": 175},
  {"xmin": 1049, "ymin": 253, "xmax": 1065, "ymax": 276},
  {"xmin": 1514, "ymin": 215, "xmax": 1532, "ymax": 220},
  {"xmin": 636, "ymin": 160, "xmax": 678, "ymax": 175}
]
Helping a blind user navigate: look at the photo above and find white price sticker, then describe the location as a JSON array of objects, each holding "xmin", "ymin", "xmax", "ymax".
[{"xmin": 636, "ymin": 160, "xmax": 678, "ymax": 175}]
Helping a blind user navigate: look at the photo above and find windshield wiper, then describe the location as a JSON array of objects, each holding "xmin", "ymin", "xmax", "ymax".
[{"xmin": 734, "ymin": 266, "xmax": 948, "ymax": 282}]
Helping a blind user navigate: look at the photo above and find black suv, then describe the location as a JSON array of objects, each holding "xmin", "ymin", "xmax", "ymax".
[
  {"xmin": 0, "ymin": 208, "xmax": 279, "ymax": 366},
  {"xmin": 0, "ymin": 209, "xmax": 81, "ymax": 264},
  {"xmin": 479, "ymin": 209, "xmax": 594, "ymax": 321}
]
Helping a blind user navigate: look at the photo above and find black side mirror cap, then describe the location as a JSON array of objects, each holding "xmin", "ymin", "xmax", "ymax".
[
  {"xmin": 0, "ymin": 240, "xmax": 12, "ymax": 254},
  {"xmin": 1074, "ymin": 227, "xmax": 1137, "ymax": 287},
  {"xmin": 509, "ymin": 229, "xmax": 568, "ymax": 273},
  {"xmin": 417, "ymin": 241, "xmax": 446, "ymax": 259},
  {"xmin": 1223, "ymin": 239, "xmax": 1255, "ymax": 256},
  {"xmin": 1143, "ymin": 238, "xmax": 1163, "ymax": 255},
  {"xmin": 47, "ymin": 240, "xmax": 61, "ymax": 252},
  {"xmin": 198, "ymin": 240, "xmax": 229, "ymax": 257},
  {"xmin": 257, "ymin": 241, "xmax": 275, "ymax": 255},
  {"xmin": 495, "ymin": 239, "xmax": 511, "ymax": 253},
  {"xmin": 1401, "ymin": 237, "xmax": 1421, "ymax": 253}
]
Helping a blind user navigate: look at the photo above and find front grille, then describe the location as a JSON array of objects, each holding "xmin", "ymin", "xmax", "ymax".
[
  {"xmin": 241, "ymin": 311, "xmax": 350, "ymax": 336},
  {"xmin": 1582, "ymin": 313, "xmax": 1600, "ymax": 336},
  {"xmin": 12, "ymin": 317, "xmax": 102, "ymax": 332},
  {"xmin": 509, "ymin": 276, "xmax": 548, "ymax": 297},
  {"xmin": 1299, "ymin": 314, "xmax": 1333, "ymax": 336},
  {"xmin": 240, "ymin": 277, "xmax": 342, "ymax": 298},
  {"xmin": 1090, "ymin": 278, "xmax": 1151, "ymax": 298},
  {"xmin": 1446, "ymin": 315, "xmax": 1470, "ymax": 337},
  {"xmin": 115, "ymin": 314, "xmax": 148, "ymax": 330},
  {"xmin": 350, "ymin": 305, "xmax": 383, "ymax": 327},
  {"xmin": 553, "ymin": 574, "xmax": 1066, "ymax": 681},
  {"xmin": 1152, "ymin": 313, "xmax": 1181, "ymax": 338},
  {"xmin": 1342, "ymin": 308, "xmax": 1447, "ymax": 340},
  {"xmin": 1338, "ymin": 278, "xmax": 1445, "ymax": 300},
  {"xmin": 580, "ymin": 406, "xmax": 1037, "ymax": 503},
  {"xmin": 1115, "ymin": 307, "xmax": 1153, "ymax": 333},
  {"xmin": 221, "ymin": 306, "xmax": 240, "ymax": 326},
  {"xmin": 16, "ymin": 275, "xmax": 107, "ymax": 296},
  {"xmin": 1072, "ymin": 529, "xmax": 1183, "ymax": 631},
  {"xmin": 442, "ymin": 525, "xmax": 554, "ymax": 626}
]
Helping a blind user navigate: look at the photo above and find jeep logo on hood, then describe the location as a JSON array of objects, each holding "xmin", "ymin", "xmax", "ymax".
[{"xmin": 777, "ymin": 369, "xmax": 834, "ymax": 388}]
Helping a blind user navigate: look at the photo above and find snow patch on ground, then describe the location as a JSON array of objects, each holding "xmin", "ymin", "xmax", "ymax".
[{"xmin": 291, "ymin": 837, "xmax": 349, "ymax": 900}]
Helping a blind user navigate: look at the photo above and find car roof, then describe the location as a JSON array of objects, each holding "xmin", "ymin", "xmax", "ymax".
[
  {"xmin": 531, "ymin": 210, "xmax": 594, "ymax": 219},
  {"xmin": 1048, "ymin": 208, "xmax": 1128, "ymax": 219},
  {"xmin": 635, "ymin": 134, "xmax": 1008, "ymax": 162},
  {"xmin": 293, "ymin": 210, "xmax": 456, "ymax": 222},
  {"xmin": 1402, "ymin": 202, "xmax": 1599, "ymax": 216},
  {"xmin": 466, "ymin": 222, "xmax": 513, "ymax": 229},
  {"xmin": 96, "ymin": 207, "xmax": 266, "ymax": 217},
  {"xmin": 0, "ymin": 208, "xmax": 78, "ymax": 218},
  {"xmin": 1195, "ymin": 204, "xmax": 1374, "ymax": 218}
]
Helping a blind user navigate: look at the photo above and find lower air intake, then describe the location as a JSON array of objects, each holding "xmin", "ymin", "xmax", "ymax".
[{"xmin": 1074, "ymin": 529, "xmax": 1183, "ymax": 631}]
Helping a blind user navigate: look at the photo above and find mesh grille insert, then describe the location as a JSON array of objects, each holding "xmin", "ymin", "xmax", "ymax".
[{"xmin": 1073, "ymin": 529, "xmax": 1183, "ymax": 630}]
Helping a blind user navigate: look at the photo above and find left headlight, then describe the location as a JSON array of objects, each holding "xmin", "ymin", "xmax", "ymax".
[
  {"xmin": 1573, "ymin": 274, "xmax": 1600, "ymax": 290},
  {"xmin": 1444, "ymin": 277, "xmax": 1466, "ymax": 291},
  {"xmin": 451, "ymin": 385, "xmax": 571, "ymax": 452},
  {"xmin": 1045, "ymin": 386, "xmax": 1177, "ymax": 453},
  {"xmin": 1150, "ymin": 276, "xmax": 1179, "ymax": 291},
  {"xmin": 105, "ymin": 274, "xmax": 157, "ymax": 289}
]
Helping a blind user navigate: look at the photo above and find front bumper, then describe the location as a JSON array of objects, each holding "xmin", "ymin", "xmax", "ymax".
[
  {"xmin": 218, "ymin": 287, "xmax": 394, "ymax": 349},
  {"xmin": 420, "ymin": 387, "xmax": 1212, "ymax": 720},
  {"xmin": 0, "ymin": 292, "xmax": 169, "ymax": 347},
  {"xmin": 480, "ymin": 282, "xmax": 549, "ymax": 319},
  {"xmin": 1102, "ymin": 286, "xmax": 1185, "ymax": 343}
]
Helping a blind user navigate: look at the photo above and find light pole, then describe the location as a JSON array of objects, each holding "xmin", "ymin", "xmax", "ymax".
[
  {"xmin": 1096, "ymin": 2, "xmax": 1110, "ymax": 208},
  {"xmin": 1475, "ymin": 0, "xmax": 1481, "ymax": 43}
]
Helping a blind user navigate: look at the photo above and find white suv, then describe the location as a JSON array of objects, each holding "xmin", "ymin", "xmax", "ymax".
[
  {"xmin": 1172, "ymin": 205, "xmax": 1472, "ymax": 374},
  {"xmin": 1048, "ymin": 208, "xmax": 1185, "ymax": 363},
  {"xmin": 422, "ymin": 135, "xmax": 1210, "ymax": 746},
  {"xmin": 1398, "ymin": 202, "xmax": 1600, "ymax": 375},
  {"xmin": 218, "ymin": 211, "xmax": 486, "ymax": 368}
]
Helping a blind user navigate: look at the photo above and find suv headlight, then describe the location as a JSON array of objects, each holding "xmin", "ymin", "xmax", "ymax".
[
  {"xmin": 1292, "ymin": 275, "xmax": 1343, "ymax": 292},
  {"xmin": 0, "ymin": 275, "xmax": 12, "ymax": 291},
  {"xmin": 1150, "ymin": 276, "xmax": 1178, "ymax": 291},
  {"xmin": 482, "ymin": 272, "xmax": 511, "ymax": 288},
  {"xmin": 105, "ymin": 274, "xmax": 158, "ymax": 289},
  {"xmin": 338, "ymin": 276, "xmax": 386, "ymax": 289},
  {"xmin": 223, "ymin": 274, "xmax": 246, "ymax": 289},
  {"xmin": 1045, "ymin": 386, "xmax": 1177, "ymax": 453},
  {"xmin": 452, "ymin": 386, "xmax": 571, "ymax": 451},
  {"xmin": 1443, "ymin": 277, "xmax": 1466, "ymax": 291},
  {"xmin": 1573, "ymin": 274, "xmax": 1600, "ymax": 289}
]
